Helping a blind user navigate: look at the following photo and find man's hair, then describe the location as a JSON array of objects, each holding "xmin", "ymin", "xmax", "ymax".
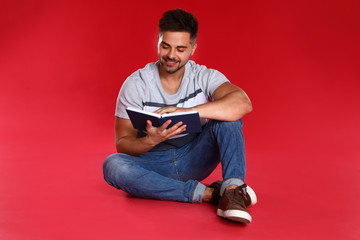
[{"xmin": 158, "ymin": 9, "xmax": 198, "ymax": 45}]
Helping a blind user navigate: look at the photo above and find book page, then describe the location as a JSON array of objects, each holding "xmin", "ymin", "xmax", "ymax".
[
  {"xmin": 162, "ymin": 111, "xmax": 199, "ymax": 117},
  {"xmin": 126, "ymin": 107, "xmax": 161, "ymax": 118}
]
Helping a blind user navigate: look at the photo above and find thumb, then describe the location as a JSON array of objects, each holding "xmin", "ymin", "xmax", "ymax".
[{"xmin": 146, "ymin": 120, "xmax": 153, "ymax": 131}]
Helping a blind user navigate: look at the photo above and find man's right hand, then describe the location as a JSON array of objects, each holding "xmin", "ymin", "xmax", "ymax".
[
  {"xmin": 145, "ymin": 120, "xmax": 187, "ymax": 146},
  {"xmin": 115, "ymin": 117, "xmax": 187, "ymax": 156}
]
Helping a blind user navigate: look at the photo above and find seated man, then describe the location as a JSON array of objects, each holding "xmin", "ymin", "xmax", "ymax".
[{"xmin": 103, "ymin": 8, "xmax": 257, "ymax": 223}]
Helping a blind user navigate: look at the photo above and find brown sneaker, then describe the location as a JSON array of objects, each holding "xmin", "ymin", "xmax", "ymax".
[
  {"xmin": 244, "ymin": 185, "xmax": 257, "ymax": 207},
  {"xmin": 209, "ymin": 181, "xmax": 257, "ymax": 207},
  {"xmin": 217, "ymin": 184, "xmax": 252, "ymax": 223},
  {"xmin": 208, "ymin": 181, "xmax": 222, "ymax": 205}
]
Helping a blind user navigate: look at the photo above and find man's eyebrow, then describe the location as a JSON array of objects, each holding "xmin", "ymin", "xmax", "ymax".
[
  {"xmin": 160, "ymin": 41, "xmax": 188, "ymax": 49},
  {"xmin": 161, "ymin": 41, "xmax": 171, "ymax": 47}
]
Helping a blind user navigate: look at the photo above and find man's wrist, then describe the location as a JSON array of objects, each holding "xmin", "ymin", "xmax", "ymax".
[{"xmin": 140, "ymin": 135, "xmax": 157, "ymax": 149}]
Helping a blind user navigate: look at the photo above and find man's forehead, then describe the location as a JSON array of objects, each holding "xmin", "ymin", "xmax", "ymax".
[{"xmin": 159, "ymin": 31, "xmax": 192, "ymax": 44}]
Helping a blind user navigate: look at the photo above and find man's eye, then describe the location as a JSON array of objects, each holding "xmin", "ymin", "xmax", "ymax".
[
  {"xmin": 162, "ymin": 45, "xmax": 169, "ymax": 49},
  {"xmin": 178, "ymin": 49, "xmax": 185, "ymax": 53}
]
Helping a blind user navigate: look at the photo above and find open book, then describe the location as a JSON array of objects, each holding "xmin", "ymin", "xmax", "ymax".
[{"xmin": 126, "ymin": 107, "xmax": 202, "ymax": 134}]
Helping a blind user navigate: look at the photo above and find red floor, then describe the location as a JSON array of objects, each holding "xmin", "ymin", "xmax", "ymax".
[{"xmin": 1, "ymin": 1, "xmax": 359, "ymax": 239}]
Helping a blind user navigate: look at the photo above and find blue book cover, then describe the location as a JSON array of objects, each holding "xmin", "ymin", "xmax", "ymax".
[{"xmin": 126, "ymin": 107, "xmax": 202, "ymax": 134}]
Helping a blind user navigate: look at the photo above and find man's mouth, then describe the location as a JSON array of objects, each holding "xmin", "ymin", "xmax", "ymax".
[{"xmin": 164, "ymin": 58, "xmax": 178, "ymax": 66}]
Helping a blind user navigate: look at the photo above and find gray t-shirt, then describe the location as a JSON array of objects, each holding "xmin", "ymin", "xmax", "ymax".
[{"xmin": 115, "ymin": 60, "xmax": 229, "ymax": 151}]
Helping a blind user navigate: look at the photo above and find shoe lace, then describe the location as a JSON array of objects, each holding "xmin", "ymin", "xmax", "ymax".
[{"xmin": 229, "ymin": 187, "xmax": 247, "ymax": 207}]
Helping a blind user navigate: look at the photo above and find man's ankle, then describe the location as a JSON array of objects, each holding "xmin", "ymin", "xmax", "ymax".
[
  {"xmin": 224, "ymin": 184, "xmax": 238, "ymax": 193},
  {"xmin": 202, "ymin": 187, "xmax": 214, "ymax": 202}
]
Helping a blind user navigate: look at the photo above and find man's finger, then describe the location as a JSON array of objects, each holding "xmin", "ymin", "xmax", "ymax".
[
  {"xmin": 168, "ymin": 124, "xmax": 187, "ymax": 138},
  {"xmin": 167, "ymin": 121, "xmax": 184, "ymax": 132},
  {"xmin": 154, "ymin": 106, "xmax": 177, "ymax": 114},
  {"xmin": 159, "ymin": 120, "xmax": 172, "ymax": 131}
]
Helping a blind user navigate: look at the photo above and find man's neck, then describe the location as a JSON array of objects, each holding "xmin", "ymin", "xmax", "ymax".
[
  {"xmin": 158, "ymin": 64, "xmax": 185, "ymax": 82},
  {"xmin": 158, "ymin": 65, "xmax": 185, "ymax": 94}
]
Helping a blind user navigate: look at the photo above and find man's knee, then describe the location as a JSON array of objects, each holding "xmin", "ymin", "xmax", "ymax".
[
  {"xmin": 103, "ymin": 153, "xmax": 131, "ymax": 188},
  {"xmin": 103, "ymin": 153, "xmax": 118, "ymax": 173}
]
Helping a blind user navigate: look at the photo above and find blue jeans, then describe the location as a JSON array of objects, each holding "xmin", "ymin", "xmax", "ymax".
[{"xmin": 103, "ymin": 119, "xmax": 246, "ymax": 203}]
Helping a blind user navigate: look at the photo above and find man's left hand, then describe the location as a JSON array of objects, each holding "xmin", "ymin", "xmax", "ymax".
[{"xmin": 153, "ymin": 106, "xmax": 194, "ymax": 115}]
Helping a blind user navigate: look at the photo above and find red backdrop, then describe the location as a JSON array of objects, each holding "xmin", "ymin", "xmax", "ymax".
[{"xmin": 1, "ymin": 0, "xmax": 359, "ymax": 239}]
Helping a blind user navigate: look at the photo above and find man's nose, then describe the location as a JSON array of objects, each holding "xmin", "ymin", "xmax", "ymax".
[{"xmin": 167, "ymin": 49, "xmax": 176, "ymax": 59}]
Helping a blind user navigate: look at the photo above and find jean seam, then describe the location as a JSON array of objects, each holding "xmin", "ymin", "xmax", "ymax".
[
  {"xmin": 190, "ymin": 181, "xmax": 198, "ymax": 203},
  {"xmin": 173, "ymin": 123, "xmax": 214, "ymax": 162},
  {"xmin": 172, "ymin": 149, "xmax": 181, "ymax": 180}
]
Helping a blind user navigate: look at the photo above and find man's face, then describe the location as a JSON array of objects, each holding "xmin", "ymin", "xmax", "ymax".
[{"xmin": 158, "ymin": 31, "xmax": 196, "ymax": 74}]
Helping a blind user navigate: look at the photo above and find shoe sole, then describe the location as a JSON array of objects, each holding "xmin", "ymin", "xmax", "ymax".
[
  {"xmin": 246, "ymin": 186, "xmax": 257, "ymax": 206},
  {"xmin": 217, "ymin": 209, "xmax": 252, "ymax": 223}
]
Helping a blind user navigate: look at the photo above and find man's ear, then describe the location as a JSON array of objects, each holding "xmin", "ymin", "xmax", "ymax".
[
  {"xmin": 191, "ymin": 43, "xmax": 197, "ymax": 55},
  {"xmin": 157, "ymin": 33, "xmax": 162, "ymax": 47}
]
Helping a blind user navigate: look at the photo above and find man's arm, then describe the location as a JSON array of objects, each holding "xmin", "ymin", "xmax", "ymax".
[
  {"xmin": 154, "ymin": 82, "xmax": 253, "ymax": 121},
  {"xmin": 115, "ymin": 117, "xmax": 187, "ymax": 156},
  {"xmin": 195, "ymin": 82, "xmax": 253, "ymax": 121}
]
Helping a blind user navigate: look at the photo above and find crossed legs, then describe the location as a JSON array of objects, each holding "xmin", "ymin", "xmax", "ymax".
[{"xmin": 103, "ymin": 119, "xmax": 247, "ymax": 203}]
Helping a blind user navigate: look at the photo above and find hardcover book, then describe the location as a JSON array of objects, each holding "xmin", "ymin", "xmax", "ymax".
[{"xmin": 126, "ymin": 107, "xmax": 202, "ymax": 134}]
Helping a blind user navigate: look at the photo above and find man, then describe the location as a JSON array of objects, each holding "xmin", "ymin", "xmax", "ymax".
[{"xmin": 103, "ymin": 9, "xmax": 257, "ymax": 223}]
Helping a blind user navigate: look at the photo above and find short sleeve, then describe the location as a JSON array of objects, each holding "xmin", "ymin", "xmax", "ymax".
[
  {"xmin": 206, "ymin": 70, "xmax": 230, "ymax": 96},
  {"xmin": 194, "ymin": 64, "xmax": 230, "ymax": 97},
  {"xmin": 115, "ymin": 73, "xmax": 145, "ymax": 119}
]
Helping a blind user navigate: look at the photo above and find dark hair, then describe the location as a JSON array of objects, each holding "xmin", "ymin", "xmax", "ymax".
[{"xmin": 158, "ymin": 9, "xmax": 198, "ymax": 45}]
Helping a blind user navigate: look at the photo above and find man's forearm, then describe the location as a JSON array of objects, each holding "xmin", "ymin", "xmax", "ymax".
[
  {"xmin": 193, "ymin": 90, "xmax": 253, "ymax": 121},
  {"xmin": 116, "ymin": 135, "xmax": 155, "ymax": 156}
]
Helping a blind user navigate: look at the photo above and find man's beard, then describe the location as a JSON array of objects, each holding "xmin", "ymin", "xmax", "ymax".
[
  {"xmin": 160, "ymin": 61, "xmax": 186, "ymax": 74},
  {"xmin": 159, "ymin": 56, "xmax": 190, "ymax": 74}
]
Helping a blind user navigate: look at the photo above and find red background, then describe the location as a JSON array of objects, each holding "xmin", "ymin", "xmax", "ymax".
[{"xmin": 1, "ymin": 0, "xmax": 359, "ymax": 239}]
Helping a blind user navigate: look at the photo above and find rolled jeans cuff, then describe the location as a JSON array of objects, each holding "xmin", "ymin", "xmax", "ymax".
[
  {"xmin": 191, "ymin": 182, "xmax": 206, "ymax": 203},
  {"xmin": 221, "ymin": 177, "xmax": 245, "ymax": 195}
]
